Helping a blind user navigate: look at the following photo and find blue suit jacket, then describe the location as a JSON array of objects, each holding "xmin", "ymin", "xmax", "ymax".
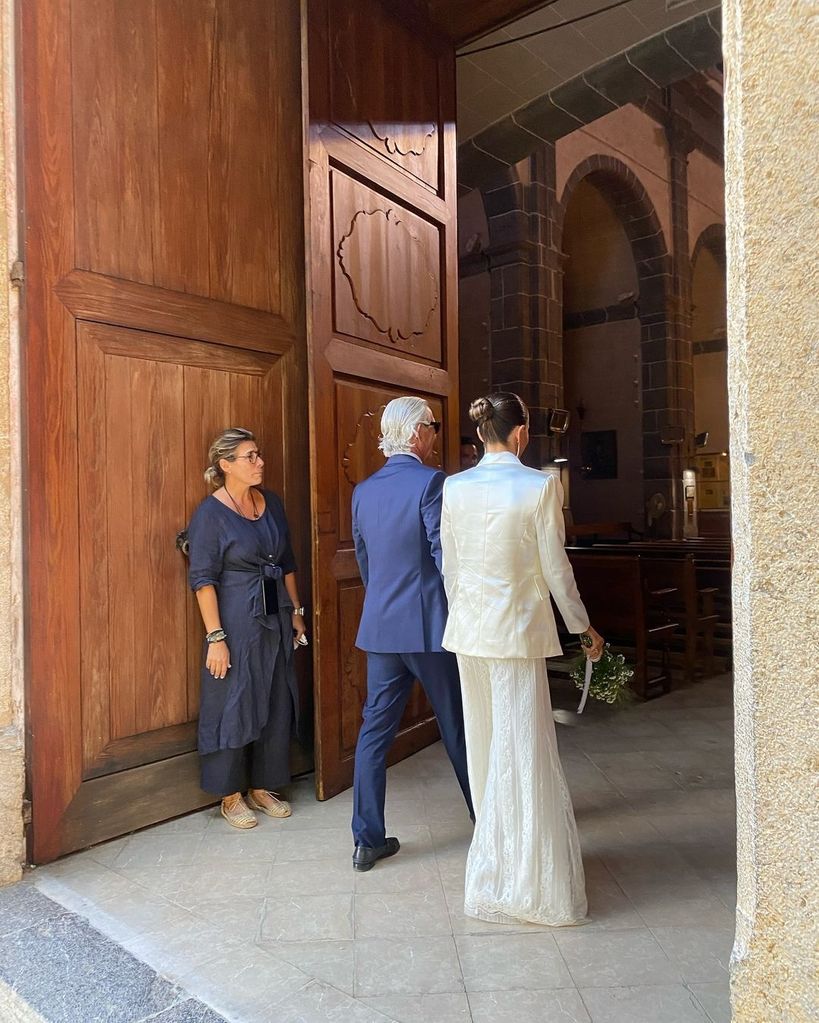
[{"xmin": 352, "ymin": 455, "xmax": 449, "ymax": 653}]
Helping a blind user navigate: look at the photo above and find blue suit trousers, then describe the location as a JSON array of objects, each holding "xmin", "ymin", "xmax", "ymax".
[{"xmin": 352, "ymin": 650, "xmax": 474, "ymax": 848}]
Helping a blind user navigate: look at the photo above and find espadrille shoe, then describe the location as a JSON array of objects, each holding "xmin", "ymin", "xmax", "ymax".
[
  {"xmin": 221, "ymin": 794, "xmax": 257, "ymax": 829},
  {"xmin": 246, "ymin": 789, "xmax": 292, "ymax": 818}
]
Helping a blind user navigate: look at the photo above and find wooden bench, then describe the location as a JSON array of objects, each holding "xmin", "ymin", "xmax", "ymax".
[
  {"xmin": 565, "ymin": 553, "xmax": 678, "ymax": 699},
  {"xmin": 579, "ymin": 541, "xmax": 733, "ymax": 671},
  {"xmin": 640, "ymin": 556, "xmax": 720, "ymax": 683},
  {"xmin": 564, "ymin": 521, "xmax": 639, "ymax": 545}
]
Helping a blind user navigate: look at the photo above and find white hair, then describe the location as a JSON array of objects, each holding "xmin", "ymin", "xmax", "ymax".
[{"xmin": 379, "ymin": 396, "xmax": 431, "ymax": 456}]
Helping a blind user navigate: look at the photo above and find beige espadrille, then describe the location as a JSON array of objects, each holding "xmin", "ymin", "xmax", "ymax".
[
  {"xmin": 246, "ymin": 789, "xmax": 292, "ymax": 818},
  {"xmin": 221, "ymin": 794, "xmax": 258, "ymax": 829}
]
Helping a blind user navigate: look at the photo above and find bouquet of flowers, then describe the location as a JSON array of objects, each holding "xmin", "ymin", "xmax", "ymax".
[{"xmin": 569, "ymin": 643, "xmax": 635, "ymax": 706}]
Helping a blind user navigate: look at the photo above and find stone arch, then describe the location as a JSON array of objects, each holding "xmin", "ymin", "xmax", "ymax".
[
  {"xmin": 691, "ymin": 221, "xmax": 726, "ymax": 272},
  {"xmin": 556, "ymin": 154, "xmax": 675, "ymax": 532}
]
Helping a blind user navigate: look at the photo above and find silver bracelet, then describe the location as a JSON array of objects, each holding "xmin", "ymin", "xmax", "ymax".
[{"xmin": 206, "ymin": 629, "xmax": 227, "ymax": 644}]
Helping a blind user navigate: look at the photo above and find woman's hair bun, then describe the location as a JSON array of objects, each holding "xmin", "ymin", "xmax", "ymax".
[{"xmin": 469, "ymin": 396, "xmax": 494, "ymax": 425}]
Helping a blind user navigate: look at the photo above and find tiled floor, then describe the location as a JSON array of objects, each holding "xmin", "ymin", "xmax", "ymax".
[{"xmin": 21, "ymin": 672, "xmax": 735, "ymax": 1023}]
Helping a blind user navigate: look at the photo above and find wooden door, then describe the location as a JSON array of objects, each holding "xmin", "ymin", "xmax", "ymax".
[
  {"xmin": 306, "ymin": 0, "xmax": 459, "ymax": 798},
  {"xmin": 21, "ymin": 0, "xmax": 308, "ymax": 862}
]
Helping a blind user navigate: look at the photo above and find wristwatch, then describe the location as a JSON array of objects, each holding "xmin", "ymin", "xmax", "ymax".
[{"xmin": 292, "ymin": 606, "xmax": 305, "ymax": 617}]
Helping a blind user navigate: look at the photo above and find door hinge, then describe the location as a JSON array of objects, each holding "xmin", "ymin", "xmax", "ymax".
[
  {"xmin": 22, "ymin": 798, "xmax": 32, "ymax": 825},
  {"xmin": 10, "ymin": 260, "xmax": 24, "ymax": 287}
]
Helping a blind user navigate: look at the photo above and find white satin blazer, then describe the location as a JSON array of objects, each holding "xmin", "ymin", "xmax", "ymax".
[{"xmin": 441, "ymin": 451, "xmax": 590, "ymax": 659}]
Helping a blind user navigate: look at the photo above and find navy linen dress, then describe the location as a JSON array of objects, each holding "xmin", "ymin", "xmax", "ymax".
[{"xmin": 188, "ymin": 489, "xmax": 299, "ymax": 795}]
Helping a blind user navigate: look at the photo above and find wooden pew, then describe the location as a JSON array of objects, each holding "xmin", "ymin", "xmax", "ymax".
[
  {"xmin": 565, "ymin": 521, "xmax": 638, "ymax": 545},
  {"xmin": 640, "ymin": 556, "xmax": 720, "ymax": 683},
  {"xmin": 577, "ymin": 541, "xmax": 733, "ymax": 670},
  {"xmin": 566, "ymin": 553, "xmax": 678, "ymax": 699}
]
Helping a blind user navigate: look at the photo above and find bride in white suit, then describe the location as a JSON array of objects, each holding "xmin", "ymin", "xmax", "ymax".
[{"xmin": 441, "ymin": 392, "xmax": 604, "ymax": 926}]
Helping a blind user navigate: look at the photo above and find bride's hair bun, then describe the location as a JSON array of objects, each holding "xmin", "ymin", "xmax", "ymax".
[
  {"xmin": 468, "ymin": 391, "xmax": 528, "ymax": 446},
  {"xmin": 469, "ymin": 396, "xmax": 494, "ymax": 426}
]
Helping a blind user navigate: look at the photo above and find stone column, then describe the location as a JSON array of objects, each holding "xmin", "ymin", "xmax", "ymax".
[
  {"xmin": 724, "ymin": 2, "xmax": 819, "ymax": 1020},
  {"xmin": 664, "ymin": 112, "xmax": 696, "ymax": 538},
  {"xmin": 483, "ymin": 147, "xmax": 562, "ymax": 467},
  {"xmin": 0, "ymin": 0, "xmax": 25, "ymax": 885}
]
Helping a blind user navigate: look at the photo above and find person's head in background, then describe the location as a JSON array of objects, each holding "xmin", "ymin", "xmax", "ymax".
[{"xmin": 459, "ymin": 435, "xmax": 479, "ymax": 471}]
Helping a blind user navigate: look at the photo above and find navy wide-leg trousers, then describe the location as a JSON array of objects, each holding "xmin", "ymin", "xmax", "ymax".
[{"xmin": 352, "ymin": 650, "xmax": 474, "ymax": 849}]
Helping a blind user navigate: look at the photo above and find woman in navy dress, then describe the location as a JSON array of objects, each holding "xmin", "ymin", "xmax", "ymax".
[{"xmin": 188, "ymin": 428, "xmax": 307, "ymax": 829}]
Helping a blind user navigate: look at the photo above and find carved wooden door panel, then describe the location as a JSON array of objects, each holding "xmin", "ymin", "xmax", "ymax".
[
  {"xmin": 22, "ymin": 0, "xmax": 308, "ymax": 861},
  {"xmin": 306, "ymin": 0, "xmax": 459, "ymax": 798}
]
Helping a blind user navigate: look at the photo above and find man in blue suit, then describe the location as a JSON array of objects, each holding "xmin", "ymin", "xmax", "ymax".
[{"xmin": 351, "ymin": 396, "xmax": 474, "ymax": 870}]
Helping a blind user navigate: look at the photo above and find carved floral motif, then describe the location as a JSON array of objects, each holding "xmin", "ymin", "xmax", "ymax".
[
  {"xmin": 341, "ymin": 406, "xmax": 385, "ymax": 488},
  {"xmin": 367, "ymin": 120, "xmax": 437, "ymax": 157},
  {"xmin": 337, "ymin": 208, "xmax": 439, "ymax": 344}
]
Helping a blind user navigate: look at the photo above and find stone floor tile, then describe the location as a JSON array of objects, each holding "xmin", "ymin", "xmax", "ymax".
[
  {"xmin": 269, "ymin": 789, "xmax": 355, "ymax": 832},
  {"xmin": 112, "ymin": 834, "xmax": 205, "ymax": 872},
  {"xmin": 650, "ymin": 927, "xmax": 733, "ymax": 983},
  {"xmin": 648, "ymin": 750, "xmax": 734, "ymax": 788},
  {"xmin": 710, "ymin": 879, "xmax": 737, "ymax": 912},
  {"xmin": 629, "ymin": 889, "xmax": 736, "ymax": 929},
  {"xmin": 469, "ymin": 988, "xmax": 591, "ymax": 1022},
  {"xmin": 353, "ymin": 853, "xmax": 442, "ymax": 895},
  {"xmin": 32, "ymin": 859, "xmax": 134, "ymax": 906},
  {"xmin": 554, "ymin": 928, "xmax": 682, "ymax": 988},
  {"xmin": 0, "ymin": 913, "xmax": 182, "ymax": 1023},
  {"xmin": 586, "ymin": 753, "xmax": 686, "ymax": 795},
  {"xmin": 0, "ymin": 884, "xmax": 66, "ymax": 937},
  {"xmin": 259, "ymin": 893, "xmax": 354, "ymax": 942},
  {"xmin": 443, "ymin": 883, "xmax": 544, "ymax": 936},
  {"xmin": 77, "ymin": 835, "xmax": 134, "ymax": 867},
  {"xmin": 159, "ymin": 808, "xmax": 214, "ymax": 831},
  {"xmin": 264, "ymin": 857, "xmax": 352, "ymax": 895},
  {"xmin": 361, "ymin": 992, "xmax": 471, "ymax": 1023},
  {"xmin": 579, "ymin": 983, "xmax": 711, "ymax": 1022},
  {"xmin": 122, "ymin": 918, "xmax": 244, "ymax": 981},
  {"xmin": 354, "ymin": 936, "xmax": 464, "ymax": 996},
  {"xmin": 89, "ymin": 887, "xmax": 192, "ymax": 939},
  {"xmin": 688, "ymin": 980, "xmax": 732, "ymax": 1023},
  {"xmin": 266, "ymin": 980, "xmax": 396, "ymax": 1023},
  {"xmin": 582, "ymin": 873, "xmax": 646, "ymax": 932},
  {"xmin": 355, "ymin": 887, "xmax": 451, "ymax": 938},
  {"xmin": 625, "ymin": 788, "xmax": 736, "ymax": 818},
  {"xmin": 143, "ymin": 1000, "xmax": 228, "ymax": 1022},
  {"xmin": 181, "ymin": 892, "xmax": 267, "ymax": 941},
  {"xmin": 119, "ymin": 860, "xmax": 272, "ymax": 906},
  {"xmin": 190, "ymin": 827, "xmax": 282, "ymax": 863},
  {"xmin": 275, "ymin": 828, "xmax": 358, "ymax": 863},
  {"xmin": 260, "ymin": 939, "xmax": 355, "ymax": 995},
  {"xmin": 456, "ymin": 932, "xmax": 574, "ymax": 992},
  {"xmin": 174, "ymin": 946, "xmax": 310, "ymax": 1021}
]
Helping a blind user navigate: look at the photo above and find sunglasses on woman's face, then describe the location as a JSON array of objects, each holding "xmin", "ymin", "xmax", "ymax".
[{"xmin": 423, "ymin": 420, "xmax": 441, "ymax": 435}]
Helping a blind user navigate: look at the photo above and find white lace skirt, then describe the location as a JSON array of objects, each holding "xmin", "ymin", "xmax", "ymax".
[{"xmin": 457, "ymin": 655, "xmax": 587, "ymax": 927}]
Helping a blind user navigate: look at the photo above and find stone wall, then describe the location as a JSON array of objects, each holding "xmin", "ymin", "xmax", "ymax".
[
  {"xmin": 724, "ymin": 1, "xmax": 819, "ymax": 1020},
  {"xmin": 0, "ymin": 0, "xmax": 25, "ymax": 885}
]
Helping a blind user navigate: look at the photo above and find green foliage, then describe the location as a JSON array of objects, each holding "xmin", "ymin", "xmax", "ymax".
[{"xmin": 569, "ymin": 644, "xmax": 635, "ymax": 706}]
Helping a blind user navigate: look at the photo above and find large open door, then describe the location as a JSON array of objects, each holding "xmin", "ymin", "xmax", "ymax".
[
  {"xmin": 305, "ymin": 0, "xmax": 459, "ymax": 798},
  {"xmin": 22, "ymin": 0, "xmax": 308, "ymax": 862}
]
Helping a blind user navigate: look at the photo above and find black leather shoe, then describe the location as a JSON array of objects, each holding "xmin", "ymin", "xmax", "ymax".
[{"xmin": 352, "ymin": 837, "xmax": 400, "ymax": 872}]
